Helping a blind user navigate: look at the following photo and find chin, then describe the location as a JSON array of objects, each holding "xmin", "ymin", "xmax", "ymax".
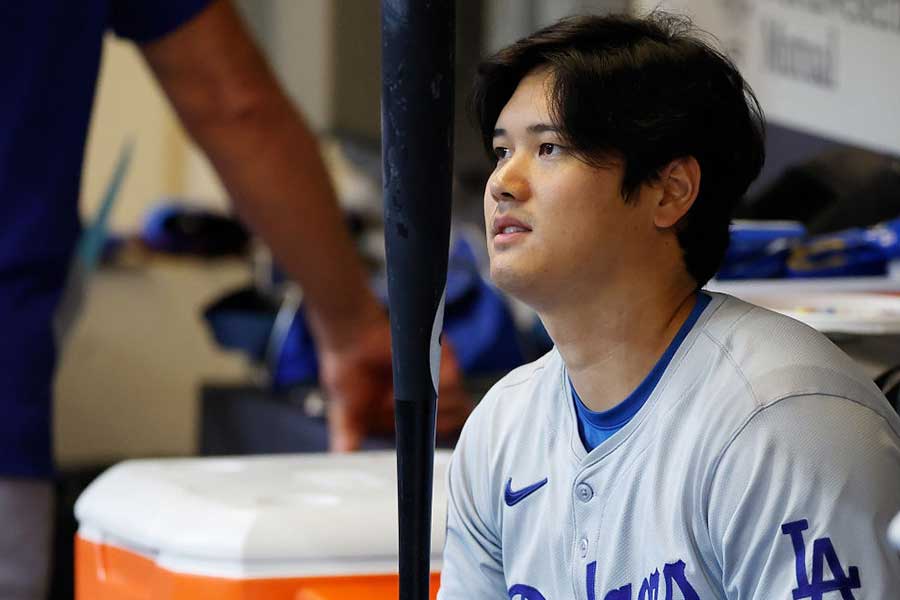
[{"xmin": 490, "ymin": 262, "xmax": 541, "ymax": 304}]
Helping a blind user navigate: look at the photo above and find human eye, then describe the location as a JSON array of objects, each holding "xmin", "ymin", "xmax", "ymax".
[
  {"xmin": 493, "ymin": 146, "xmax": 510, "ymax": 161},
  {"xmin": 538, "ymin": 143, "xmax": 563, "ymax": 157}
]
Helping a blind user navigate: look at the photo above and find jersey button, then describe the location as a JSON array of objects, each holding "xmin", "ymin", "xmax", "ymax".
[
  {"xmin": 578, "ymin": 538, "xmax": 589, "ymax": 558},
  {"xmin": 576, "ymin": 482, "xmax": 594, "ymax": 502}
]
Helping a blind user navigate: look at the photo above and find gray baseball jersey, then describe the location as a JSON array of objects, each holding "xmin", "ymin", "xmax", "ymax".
[{"xmin": 438, "ymin": 292, "xmax": 900, "ymax": 599}]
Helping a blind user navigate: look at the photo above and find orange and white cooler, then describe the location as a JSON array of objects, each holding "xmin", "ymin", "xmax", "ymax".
[{"xmin": 74, "ymin": 450, "xmax": 450, "ymax": 599}]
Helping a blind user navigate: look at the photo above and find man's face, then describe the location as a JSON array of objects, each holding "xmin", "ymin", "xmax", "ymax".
[{"xmin": 484, "ymin": 68, "xmax": 658, "ymax": 309}]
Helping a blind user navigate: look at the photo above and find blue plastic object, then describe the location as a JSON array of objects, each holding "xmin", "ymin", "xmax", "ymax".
[
  {"xmin": 786, "ymin": 217, "xmax": 900, "ymax": 278},
  {"xmin": 718, "ymin": 221, "xmax": 805, "ymax": 280},
  {"xmin": 204, "ymin": 237, "xmax": 526, "ymax": 390},
  {"xmin": 441, "ymin": 238, "xmax": 525, "ymax": 375}
]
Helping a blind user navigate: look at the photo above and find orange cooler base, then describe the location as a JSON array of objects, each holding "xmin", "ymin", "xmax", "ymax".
[{"xmin": 76, "ymin": 535, "xmax": 441, "ymax": 600}]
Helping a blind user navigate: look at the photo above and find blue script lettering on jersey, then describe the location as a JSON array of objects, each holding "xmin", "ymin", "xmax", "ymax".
[
  {"xmin": 782, "ymin": 519, "xmax": 861, "ymax": 600},
  {"xmin": 508, "ymin": 583, "xmax": 546, "ymax": 599},
  {"xmin": 637, "ymin": 570, "xmax": 659, "ymax": 600},
  {"xmin": 584, "ymin": 559, "xmax": 699, "ymax": 600}
]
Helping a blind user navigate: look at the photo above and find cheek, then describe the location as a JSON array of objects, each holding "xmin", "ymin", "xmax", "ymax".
[
  {"xmin": 539, "ymin": 189, "xmax": 630, "ymax": 256},
  {"xmin": 540, "ymin": 183, "xmax": 604, "ymax": 237},
  {"xmin": 483, "ymin": 189, "xmax": 494, "ymax": 240}
]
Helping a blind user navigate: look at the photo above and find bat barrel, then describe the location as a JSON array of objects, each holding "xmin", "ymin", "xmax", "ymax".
[{"xmin": 380, "ymin": 1, "xmax": 456, "ymax": 599}]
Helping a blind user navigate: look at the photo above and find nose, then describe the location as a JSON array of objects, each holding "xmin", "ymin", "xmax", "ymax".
[{"xmin": 488, "ymin": 155, "xmax": 529, "ymax": 204}]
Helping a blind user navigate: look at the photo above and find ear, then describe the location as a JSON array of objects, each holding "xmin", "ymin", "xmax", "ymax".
[{"xmin": 653, "ymin": 157, "xmax": 700, "ymax": 229}]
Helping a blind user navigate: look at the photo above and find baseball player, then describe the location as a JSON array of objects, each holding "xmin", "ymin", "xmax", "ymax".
[{"xmin": 438, "ymin": 12, "xmax": 900, "ymax": 600}]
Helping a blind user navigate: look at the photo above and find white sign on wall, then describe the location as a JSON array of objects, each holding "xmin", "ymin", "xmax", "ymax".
[{"xmin": 635, "ymin": 0, "xmax": 900, "ymax": 156}]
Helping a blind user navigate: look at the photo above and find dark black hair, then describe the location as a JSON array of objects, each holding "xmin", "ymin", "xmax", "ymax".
[{"xmin": 471, "ymin": 12, "xmax": 766, "ymax": 288}]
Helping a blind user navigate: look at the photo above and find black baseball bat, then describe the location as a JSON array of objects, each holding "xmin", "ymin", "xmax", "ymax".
[{"xmin": 381, "ymin": 1, "xmax": 455, "ymax": 599}]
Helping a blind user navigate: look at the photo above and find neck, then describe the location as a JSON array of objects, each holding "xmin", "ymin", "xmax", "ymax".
[{"xmin": 541, "ymin": 275, "xmax": 699, "ymax": 412}]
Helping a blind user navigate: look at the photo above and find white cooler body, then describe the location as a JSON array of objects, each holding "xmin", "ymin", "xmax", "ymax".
[{"xmin": 74, "ymin": 450, "xmax": 449, "ymax": 599}]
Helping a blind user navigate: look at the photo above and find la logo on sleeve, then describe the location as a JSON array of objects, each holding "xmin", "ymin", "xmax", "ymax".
[{"xmin": 782, "ymin": 519, "xmax": 862, "ymax": 599}]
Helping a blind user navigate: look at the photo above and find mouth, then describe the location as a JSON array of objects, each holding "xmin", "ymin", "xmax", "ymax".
[
  {"xmin": 491, "ymin": 216, "xmax": 532, "ymax": 249},
  {"xmin": 492, "ymin": 216, "xmax": 532, "ymax": 237}
]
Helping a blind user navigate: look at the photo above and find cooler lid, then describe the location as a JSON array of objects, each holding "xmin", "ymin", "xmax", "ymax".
[{"xmin": 75, "ymin": 450, "xmax": 451, "ymax": 565}]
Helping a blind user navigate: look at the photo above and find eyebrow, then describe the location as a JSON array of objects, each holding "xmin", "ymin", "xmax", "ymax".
[{"xmin": 492, "ymin": 123, "xmax": 561, "ymax": 138}]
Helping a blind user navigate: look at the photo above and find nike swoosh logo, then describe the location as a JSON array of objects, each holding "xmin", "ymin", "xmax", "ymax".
[{"xmin": 504, "ymin": 477, "xmax": 548, "ymax": 507}]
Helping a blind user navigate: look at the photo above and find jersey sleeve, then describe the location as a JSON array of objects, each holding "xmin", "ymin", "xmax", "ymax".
[
  {"xmin": 437, "ymin": 403, "xmax": 507, "ymax": 599},
  {"xmin": 109, "ymin": 0, "xmax": 213, "ymax": 44},
  {"xmin": 707, "ymin": 393, "xmax": 900, "ymax": 599}
]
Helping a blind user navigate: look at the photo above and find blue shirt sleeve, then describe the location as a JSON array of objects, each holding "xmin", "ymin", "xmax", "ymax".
[{"xmin": 109, "ymin": 0, "xmax": 214, "ymax": 44}]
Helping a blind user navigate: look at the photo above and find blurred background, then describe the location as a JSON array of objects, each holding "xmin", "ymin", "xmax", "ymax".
[
  {"xmin": 52, "ymin": 0, "xmax": 899, "ymax": 596},
  {"xmin": 63, "ymin": 0, "xmax": 900, "ymax": 466},
  {"xmin": 59, "ymin": 0, "xmax": 639, "ymax": 473}
]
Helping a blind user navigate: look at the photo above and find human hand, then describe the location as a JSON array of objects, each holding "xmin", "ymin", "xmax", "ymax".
[{"xmin": 319, "ymin": 313, "xmax": 474, "ymax": 452}]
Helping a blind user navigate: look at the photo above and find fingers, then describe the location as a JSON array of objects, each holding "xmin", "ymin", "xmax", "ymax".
[
  {"xmin": 327, "ymin": 398, "xmax": 364, "ymax": 452},
  {"xmin": 436, "ymin": 339, "xmax": 475, "ymax": 440},
  {"xmin": 319, "ymin": 324, "xmax": 392, "ymax": 452},
  {"xmin": 439, "ymin": 337, "xmax": 463, "ymax": 387},
  {"xmin": 323, "ymin": 334, "xmax": 474, "ymax": 452}
]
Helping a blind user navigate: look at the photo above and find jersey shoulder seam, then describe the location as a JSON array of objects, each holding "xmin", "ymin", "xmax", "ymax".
[
  {"xmin": 701, "ymin": 298, "xmax": 759, "ymax": 349},
  {"xmin": 703, "ymin": 390, "xmax": 900, "ymax": 523},
  {"xmin": 698, "ymin": 327, "xmax": 760, "ymax": 407},
  {"xmin": 489, "ymin": 359, "xmax": 549, "ymax": 395}
]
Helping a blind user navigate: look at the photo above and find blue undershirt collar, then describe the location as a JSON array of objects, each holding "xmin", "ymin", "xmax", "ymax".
[{"xmin": 571, "ymin": 292, "xmax": 711, "ymax": 451}]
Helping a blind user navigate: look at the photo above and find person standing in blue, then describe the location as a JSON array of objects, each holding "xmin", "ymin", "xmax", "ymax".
[{"xmin": 0, "ymin": 2, "xmax": 472, "ymax": 597}]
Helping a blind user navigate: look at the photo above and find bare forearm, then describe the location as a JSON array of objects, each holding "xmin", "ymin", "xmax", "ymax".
[
  {"xmin": 193, "ymin": 91, "xmax": 380, "ymax": 349},
  {"xmin": 142, "ymin": 0, "xmax": 381, "ymax": 351}
]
